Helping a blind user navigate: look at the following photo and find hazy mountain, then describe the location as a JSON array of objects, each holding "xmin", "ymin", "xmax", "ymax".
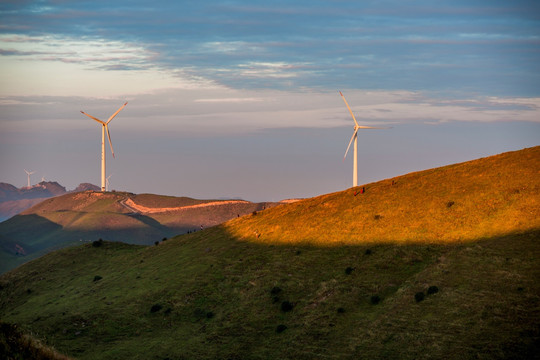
[
  {"xmin": 0, "ymin": 191, "xmax": 282, "ymax": 273},
  {"xmin": 0, "ymin": 181, "xmax": 98, "ymax": 221}
]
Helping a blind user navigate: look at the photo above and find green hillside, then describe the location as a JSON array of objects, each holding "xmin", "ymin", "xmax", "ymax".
[
  {"xmin": 0, "ymin": 192, "xmax": 277, "ymax": 273},
  {"xmin": 0, "ymin": 147, "xmax": 539, "ymax": 359}
]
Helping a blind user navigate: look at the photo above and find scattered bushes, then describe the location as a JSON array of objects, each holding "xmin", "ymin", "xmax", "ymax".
[
  {"xmin": 370, "ymin": 295, "xmax": 381, "ymax": 305},
  {"xmin": 427, "ymin": 285, "xmax": 439, "ymax": 295},
  {"xmin": 345, "ymin": 267, "xmax": 355, "ymax": 275},
  {"xmin": 150, "ymin": 304, "xmax": 163, "ymax": 313},
  {"xmin": 415, "ymin": 292, "xmax": 425, "ymax": 302},
  {"xmin": 93, "ymin": 275, "xmax": 102, "ymax": 282},
  {"xmin": 276, "ymin": 324, "xmax": 287, "ymax": 333}
]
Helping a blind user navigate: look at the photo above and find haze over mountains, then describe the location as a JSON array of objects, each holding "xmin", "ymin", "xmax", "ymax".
[
  {"xmin": 0, "ymin": 146, "xmax": 538, "ymax": 359},
  {"xmin": 0, "ymin": 181, "xmax": 100, "ymax": 221},
  {"xmin": 0, "ymin": 190, "xmax": 284, "ymax": 273}
]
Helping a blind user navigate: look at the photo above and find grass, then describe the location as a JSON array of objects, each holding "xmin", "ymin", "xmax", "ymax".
[{"xmin": 0, "ymin": 146, "xmax": 539, "ymax": 359}]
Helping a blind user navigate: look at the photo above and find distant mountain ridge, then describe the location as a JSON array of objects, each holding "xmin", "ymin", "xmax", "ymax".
[
  {"xmin": 0, "ymin": 181, "xmax": 100, "ymax": 221},
  {"xmin": 0, "ymin": 190, "xmax": 283, "ymax": 273}
]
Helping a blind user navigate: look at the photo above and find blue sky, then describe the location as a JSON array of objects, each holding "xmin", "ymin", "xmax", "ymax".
[{"xmin": 1, "ymin": 1, "xmax": 539, "ymax": 201}]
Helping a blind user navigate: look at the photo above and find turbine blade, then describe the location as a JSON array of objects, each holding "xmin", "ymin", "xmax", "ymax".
[
  {"xmin": 343, "ymin": 129, "xmax": 358, "ymax": 161},
  {"xmin": 339, "ymin": 91, "xmax": 359, "ymax": 127},
  {"xmin": 105, "ymin": 125, "xmax": 115, "ymax": 158},
  {"xmin": 356, "ymin": 125, "xmax": 391, "ymax": 129},
  {"xmin": 106, "ymin": 102, "xmax": 128, "ymax": 124},
  {"xmin": 81, "ymin": 111, "xmax": 105, "ymax": 125}
]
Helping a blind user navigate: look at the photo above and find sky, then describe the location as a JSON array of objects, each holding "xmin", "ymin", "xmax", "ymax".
[{"xmin": 1, "ymin": 0, "xmax": 539, "ymax": 202}]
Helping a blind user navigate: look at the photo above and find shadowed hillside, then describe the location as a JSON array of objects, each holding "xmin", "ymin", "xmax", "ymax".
[{"xmin": 0, "ymin": 147, "xmax": 538, "ymax": 359}]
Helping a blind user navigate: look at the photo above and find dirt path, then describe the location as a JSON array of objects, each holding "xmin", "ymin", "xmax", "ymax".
[{"xmin": 119, "ymin": 198, "xmax": 251, "ymax": 214}]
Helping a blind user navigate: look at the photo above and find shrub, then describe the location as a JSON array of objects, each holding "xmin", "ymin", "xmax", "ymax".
[
  {"xmin": 154, "ymin": 241, "xmax": 159, "ymax": 246},
  {"xmin": 270, "ymin": 286, "xmax": 282, "ymax": 295},
  {"xmin": 446, "ymin": 201, "xmax": 455, "ymax": 208},
  {"xmin": 337, "ymin": 307, "xmax": 346, "ymax": 313},
  {"xmin": 365, "ymin": 249, "xmax": 372, "ymax": 255},
  {"xmin": 345, "ymin": 267, "xmax": 355, "ymax": 275},
  {"xmin": 93, "ymin": 275, "xmax": 102, "ymax": 282},
  {"xmin": 206, "ymin": 311, "xmax": 214, "ymax": 319},
  {"xmin": 272, "ymin": 296, "xmax": 280, "ymax": 304},
  {"xmin": 162, "ymin": 237, "xmax": 168, "ymax": 241},
  {"xmin": 415, "ymin": 292, "xmax": 425, "ymax": 302},
  {"xmin": 427, "ymin": 285, "xmax": 439, "ymax": 295},
  {"xmin": 92, "ymin": 239, "xmax": 103, "ymax": 247},
  {"xmin": 252, "ymin": 211, "xmax": 258, "ymax": 216},
  {"xmin": 276, "ymin": 324, "xmax": 287, "ymax": 333},
  {"xmin": 281, "ymin": 301, "xmax": 294, "ymax": 312},
  {"xmin": 374, "ymin": 214, "xmax": 382, "ymax": 220},
  {"xmin": 150, "ymin": 304, "xmax": 163, "ymax": 313},
  {"xmin": 370, "ymin": 295, "xmax": 381, "ymax": 305}
]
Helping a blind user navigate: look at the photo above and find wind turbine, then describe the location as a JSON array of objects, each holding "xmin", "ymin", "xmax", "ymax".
[
  {"xmin": 24, "ymin": 169, "xmax": 35, "ymax": 188},
  {"xmin": 81, "ymin": 102, "xmax": 128, "ymax": 192},
  {"xmin": 106, "ymin": 174, "xmax": 112, "ymax": 192},
  {"xmin": 339, "ymin": 91, "xmax": 387, "ymax": 187}
]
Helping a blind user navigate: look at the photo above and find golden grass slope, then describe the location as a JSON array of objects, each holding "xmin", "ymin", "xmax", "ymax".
[{"xmin": 225, "ymin": 146, "xmax": 540, "ymax": 245}]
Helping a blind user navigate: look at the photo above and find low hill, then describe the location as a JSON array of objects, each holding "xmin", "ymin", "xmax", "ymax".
[
  {"xmin": 0, "ymin": 192, "xmax": 280, "ymax": 273},
  {"xmin": 0, "ymin": 147, "xmax": 539, "ymax": 360}
]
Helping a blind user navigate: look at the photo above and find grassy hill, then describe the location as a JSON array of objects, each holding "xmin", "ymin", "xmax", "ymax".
[
  {"xmin": 0, "ymin": 192, "xmax": 279, "ymax": 273},
  {"xmin": 0, "ymin": 146, "xmax": 539, "ymax": 359}
]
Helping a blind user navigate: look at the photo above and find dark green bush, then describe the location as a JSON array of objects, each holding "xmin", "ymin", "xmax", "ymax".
[
  {"xmin": 370, "ymin": 295, "xmax": 381, "ymax": 305},
  {"xmin": 365, "ymin": 249, "xmax": 372, "ymax": 255},
  {"xmin": 415, "ymin": 292, "xmax": 425, "ymax": 302},
  {"xmin": 276, "ymin": 324, "xmax": 287, "ymax": 333},
  {"xmin": 446, "ymin": 201, "xmax": 455, "ymax": 208},
  {"xmin": 92, "ymin": 239, "xmax": 103, "ymax": 247},
  {"xmin": 93, "ymin": 276, "xmax": 102, "ymax": 282},
  {"xmin": 427, "ymin": 285, "xmax": 439, "ymax": 295},
  {"xmin": 337, "ymin": 307, "xmax": 346, "ymax": 313},
  {"xmin": 281, "ymin": 301, "xmax": 294, "ymax": 312},
  {"xmin": 270, "ymin": 286, "xmax": 282, "ymax": 295},
  {"xmin": 345, "ymin": 267, "xmax": 355, "ymax": 275},
  {"xmin": 150, "ymin": 304, "xmax": 163, "ymax": 313}
]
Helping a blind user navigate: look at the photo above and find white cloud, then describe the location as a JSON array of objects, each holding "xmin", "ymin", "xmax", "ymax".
[{"xmin": 0, "ymin": 34, "xmax": 219, "ymax": 97}]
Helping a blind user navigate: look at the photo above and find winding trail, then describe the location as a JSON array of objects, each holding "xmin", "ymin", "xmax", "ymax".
[{"xmin": 119, "ymin": 197, "xmax": 250, "ymax": 214}]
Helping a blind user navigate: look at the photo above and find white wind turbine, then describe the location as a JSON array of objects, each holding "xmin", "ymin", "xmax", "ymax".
[
  {"xmin": 24, "ymin": 169, "xmax": 35, "ymax": 188},
  {"xmin": 340, "ymin": 91, "xmax": 388, "ymax": 187},
  {"xmin": 81, "ymin": 102, "xmax": 128, "ymax": 192},
  {"xmin": 106, "ymin": 174, "xmax": 112, "ymax": 192}
]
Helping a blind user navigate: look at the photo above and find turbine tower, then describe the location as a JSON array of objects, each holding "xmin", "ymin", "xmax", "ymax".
[
  {"xmin": 81, "ymin": 102, "xmax": 127, "ymax": 192},
  {"xmin": 24, "ymin": 169, "xmax": 35, "ymax": 188},
  {"xmin": 339, "ymin": 91, "xmax": 387, "ymax": 187}
]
